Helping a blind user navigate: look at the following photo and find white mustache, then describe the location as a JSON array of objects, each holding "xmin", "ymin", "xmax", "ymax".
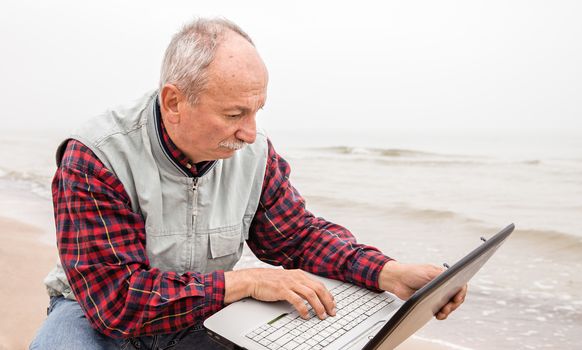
[{"xmin": 219, "ymin": 140, "xmax": 247, "ymax": 151}]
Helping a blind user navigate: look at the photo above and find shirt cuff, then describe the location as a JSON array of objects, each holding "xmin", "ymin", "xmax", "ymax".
[
  {"xmin": 203, "ymin": 270, "xmax": 226, "ymax": 318},
  {"xmin": 349, "ymin": 250, "xmax": 393, "ymax": 292}
]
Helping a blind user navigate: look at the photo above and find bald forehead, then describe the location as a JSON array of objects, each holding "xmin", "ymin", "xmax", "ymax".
[{"xmin": 206, "ymin": 31, "xmax": 268, "ymax": 88}]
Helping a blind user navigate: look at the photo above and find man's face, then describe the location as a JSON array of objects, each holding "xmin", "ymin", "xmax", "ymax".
[{"xmin": 163, "ymin": 32, "xmax": 268, "ymax": 164}]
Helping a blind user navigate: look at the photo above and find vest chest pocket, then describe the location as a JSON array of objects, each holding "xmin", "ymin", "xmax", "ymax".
[{"xmin": 206, "ymin": 223, "xmax": 244, "ymax": 271}]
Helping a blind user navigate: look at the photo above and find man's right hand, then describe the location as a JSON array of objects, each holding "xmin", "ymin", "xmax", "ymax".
[
  {"xmin": 224, "ymin": 268, "xmax": 336, "ymax": 320},
  {"xmin": 378, "ymin": 261, "xmax": 467, "ymax": 320}
]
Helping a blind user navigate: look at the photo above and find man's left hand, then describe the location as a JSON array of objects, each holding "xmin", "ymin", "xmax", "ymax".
[{"xmin": 378, "ymin": 260, "xmax": 468, "ymax": 320}]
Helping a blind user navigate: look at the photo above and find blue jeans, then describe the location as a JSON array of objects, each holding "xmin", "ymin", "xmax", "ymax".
[{"xmin": 30, "ymin": 296, "xmax": 229, "ymax": 350}]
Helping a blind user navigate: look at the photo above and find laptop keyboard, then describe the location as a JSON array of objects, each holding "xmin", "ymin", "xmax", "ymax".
[{"xmin": 245, "ymin": 282, "xmax": 394, "ymax": 349}]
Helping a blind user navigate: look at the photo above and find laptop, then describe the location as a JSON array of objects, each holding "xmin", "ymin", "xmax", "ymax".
[{"xmin": 204, "ymin": 224, "xmax": 515, "ymax": 350}]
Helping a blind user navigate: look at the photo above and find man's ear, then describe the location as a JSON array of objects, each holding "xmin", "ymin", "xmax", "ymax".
[{"xmin": 160, "ymin": 84, "xmax": 184, "ymax": 124}]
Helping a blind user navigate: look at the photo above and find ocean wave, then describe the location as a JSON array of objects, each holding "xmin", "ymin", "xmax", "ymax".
[
  {"xmin": 294, "ymin": 157, "xmax": 492, "ymax": 169},
  {"xmin": 309, "ymin": 146, "xmax": 451, "ymax": 158},
  {"xmin": 0, "ymin": 167, "xmax": 52, "ymax": 199},
  {"xmin": 307, "ymin": 194, "xmax": 582, "ymax": 241},
  {"xmin": 512, "ymin": 228, "xmax": 582, "ymax": 255},
  {"xmin": 292, "ymin": 146, "xmax": 506, "ymax": 167},
  {"xmin": 292, "ymin": 147, "xmax": 582, "ymax": 169},
  {"xmin": 306, "ymin": 195, "xmax": 482, "ymax": 224},
  {"xmin": 0, "ymin": 167, "xmax": 50, "ymax": 184},
  {"xmin": 396, "ymin": 207, "xmax": 459, "ymax": 220},
  {"xmin": 373, "ymin": 158, "xmax": 483, "ymax": 167}
]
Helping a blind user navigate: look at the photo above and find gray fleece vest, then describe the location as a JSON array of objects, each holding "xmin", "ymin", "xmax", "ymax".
[{"xmin": 44, "ymin": 91, "xmax": 268, "ymax": 300}]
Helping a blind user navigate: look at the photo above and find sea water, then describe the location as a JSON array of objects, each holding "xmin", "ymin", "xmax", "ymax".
[{"xmin": 1, "ymin": 128, "xmax": 580, "ymax": 349}]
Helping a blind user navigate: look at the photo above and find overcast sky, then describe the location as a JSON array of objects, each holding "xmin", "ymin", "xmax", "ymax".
[{"xmin": 1, "ymin": 0, "xmax": 581, "ymax": 131}]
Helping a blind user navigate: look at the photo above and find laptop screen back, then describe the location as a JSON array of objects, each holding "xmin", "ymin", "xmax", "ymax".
[{"xmin": 363, "ymin": 224, "xmax": 514, "ymax": 350}]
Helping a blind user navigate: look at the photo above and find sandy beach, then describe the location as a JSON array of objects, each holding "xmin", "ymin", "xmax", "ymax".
[
  {"xmin": 0, "ymin": 217, "xmax": 57, "ymax": 350},
  {"xmin": 0, "ymin": 215, "xmax": 452, "ymax": 350}
]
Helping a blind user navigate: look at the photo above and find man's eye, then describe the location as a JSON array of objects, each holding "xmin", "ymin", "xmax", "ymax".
[{"xmin": 227, "ymin": 114, "xmax": 242, "ymax": 118}]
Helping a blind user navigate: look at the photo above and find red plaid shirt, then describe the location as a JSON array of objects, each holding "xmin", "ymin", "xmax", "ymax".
[{"xmin": 53, "ymin": 108, "xmax": 391, "ymax": 338}]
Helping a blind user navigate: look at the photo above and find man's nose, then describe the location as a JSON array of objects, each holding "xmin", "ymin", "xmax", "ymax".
[{"xmin": 236, "ymin": 114, "xmax": 257, "ymax": 144}]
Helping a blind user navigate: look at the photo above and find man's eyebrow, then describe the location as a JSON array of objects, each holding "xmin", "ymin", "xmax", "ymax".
[
  {"xmin": 222, "ymin": 105, "xmax": 246, "ymax": 112},
  {"xmin": 224, "ymin": 104, "xmax": 265, "ymax": 112}
]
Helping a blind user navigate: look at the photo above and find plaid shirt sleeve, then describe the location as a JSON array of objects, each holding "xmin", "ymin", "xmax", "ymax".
[
  {"xmin": 247, "ymin": 139, "xmax": 393, "ymax": 291},
  {"xmin": 53, "ymin": 140, "xmax": 224, "ymax": 339}
]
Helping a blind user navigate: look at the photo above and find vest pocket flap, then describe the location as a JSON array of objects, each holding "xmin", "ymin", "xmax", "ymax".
[
  {"xmin": 241, "ymin": 214, "xmax": 254, "ymax": 240},
  {"xmin": 209, "ymin": 226, "xmax": 243, "ymax": 259}
]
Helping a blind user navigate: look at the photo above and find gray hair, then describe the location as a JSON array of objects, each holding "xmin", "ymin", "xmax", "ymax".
[{"xmin": 159, "ymin": 17, "xmax": 254, "ymax": 105}]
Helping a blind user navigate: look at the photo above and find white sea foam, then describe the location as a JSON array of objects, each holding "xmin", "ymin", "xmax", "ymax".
[
  {"xmin": 534, "ymin": 281, "xmax": 556, "ymax": 290},
  {"xmin": 524, "ymin": 308, "xmax": 540, "ymax": 314},
  {"xmin": 553, "ymin": 305, "xmax": 576, "ymax": 312},
  {"xmin": 411, "ymin": 335, "xmax": 475, "ymax": 350},
  {"xmin": 481, "ymin": 310, "xmax": 496, "ymax": 316}
]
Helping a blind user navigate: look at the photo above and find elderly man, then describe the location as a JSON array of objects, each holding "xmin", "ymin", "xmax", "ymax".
[{"xmin": 31, "ymin": 18, "xmax": 466, "ymax": 349}]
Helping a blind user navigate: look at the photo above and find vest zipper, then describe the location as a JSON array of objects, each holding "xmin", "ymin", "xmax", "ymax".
[{"xmin": 191, "ymin": 178, "xmax": 199, "ymax": 229}]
